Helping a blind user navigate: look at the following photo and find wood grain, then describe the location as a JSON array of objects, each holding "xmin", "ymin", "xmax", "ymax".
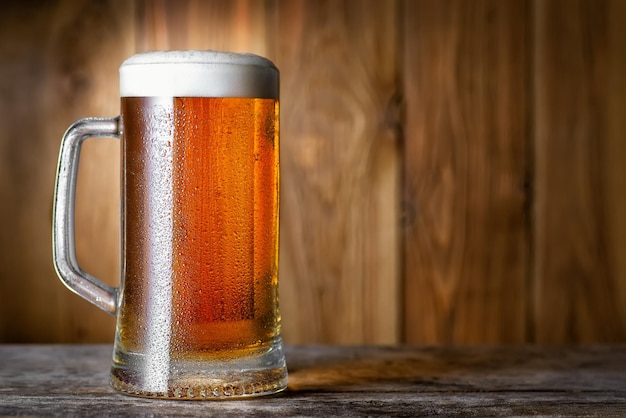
[
  {"xmin": 605, "ymin": 0, "xmax": 626, "ymax": 340},
  {"xmin": 2, "ymin": 0, "xmax": 626, "ymax": 345},
  {"xmin": 0, "ymin": 0, "xmax": 134, "ymax": 342},
  {"xmin": 2, "ymin": 345, "xmax": 626, "ymax": 416},
  {"xmin": 403, "ymin": 0, "xmax": 530, "ymax": 344},
  {"xmin": 132, "ymin": 0, "xmax": 402, "ymax": 345},
  {"xmin": 533, "ymin": 0, "xmax": 626, "ymax": 343},
  {"xmin": 0, "ymin": 1, "xmax": 60, "ymax": 343},
  {"xmin": 272, "ymin": 0, "xmax": 401, "ymax": 344},
  {"xmin": 135, "ymin": 0, "xmax": 271, "ymax": 54}
]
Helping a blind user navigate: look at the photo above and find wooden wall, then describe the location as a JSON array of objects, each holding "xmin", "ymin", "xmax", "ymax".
[{"xmin": 0, "ymin": 0, "xmax": 625, "ymax": 345}]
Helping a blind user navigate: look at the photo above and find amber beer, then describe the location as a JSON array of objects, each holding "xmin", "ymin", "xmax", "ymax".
[
  {"xmin": 53, "ymin": 51, "xmax": 285, "ymax": 399},
  {"xmin": 119, "ymin": 96, "xmax": 279, "ymax": 351},
  {"xmin": 111, "ymin": 51, "xmax": 285, "ymax": 398}
]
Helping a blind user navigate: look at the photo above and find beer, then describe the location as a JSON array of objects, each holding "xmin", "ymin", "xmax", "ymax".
[
  {"xmin": 107, "ymin": 51, "xmax": 286, "ymax": 398},
  {"xmin": 118, "ymin": 96, "xmax": 279, "ymax": 357}
]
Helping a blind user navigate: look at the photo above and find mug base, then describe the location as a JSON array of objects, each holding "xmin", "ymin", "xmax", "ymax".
[{"xmin": 110, "ymin": 338, "xmax": 288, "ymax": 400}]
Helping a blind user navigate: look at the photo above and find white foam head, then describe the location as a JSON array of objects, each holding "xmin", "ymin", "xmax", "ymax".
[{"xmin": 119, "ymin": 51, "xmax": 278, "ymax": 98}]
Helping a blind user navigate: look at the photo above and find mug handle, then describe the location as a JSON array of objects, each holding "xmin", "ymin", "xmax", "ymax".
[{"xmin": 52, "ymin": 117, "xmax": 120, "ymax": 315}]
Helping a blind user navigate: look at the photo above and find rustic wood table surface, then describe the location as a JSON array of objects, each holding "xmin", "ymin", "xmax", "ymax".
[{"xmin": 0, "ymin": 345, "xmax": 625, "ymax": 416}]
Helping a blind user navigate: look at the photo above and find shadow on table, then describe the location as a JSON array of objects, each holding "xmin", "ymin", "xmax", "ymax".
[
  {"xmin": 283, "ymin": 345, "xmax": 617, "ymax": 393},
  {"xmin": 285, "ymin": 346, "xmax": 472, "ymax": 393}
]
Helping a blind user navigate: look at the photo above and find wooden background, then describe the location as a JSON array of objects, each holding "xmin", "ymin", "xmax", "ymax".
[{"xmin": 0, "ymin": 0, "xmax": 625, "ymax": 345}]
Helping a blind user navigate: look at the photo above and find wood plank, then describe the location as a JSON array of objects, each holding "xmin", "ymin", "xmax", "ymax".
[
  {"xmin": 0, "ymin": 0, "xmax": 135, "ymax": 343},
  {"xmin": 271, "ymin": 0, "xmax": 401, "ymax": 344},
  {"xmin": 2, "ymin": 345, "xmax": 626, "ymax": 416},
  {"xmin": 3, "ymin": 0, "xmax": 622, "ymax": 346},
  {"xmin": 605, "ymin": 0, "xmax": 626, "ymax": 339},
  {"xmin": 0, "ymin": 1, "xmax": 59, "ymax": 342},
  {"xmin": 403, "ymin": 0, "xmax": 530, "ymax": 344},
  {"xmin": 135, "ymin": 0, "xmax": 271, "ymax": 54},
  {"xmin": 534, "ymin": 0, "xmax": 626, "ymax": 342}
]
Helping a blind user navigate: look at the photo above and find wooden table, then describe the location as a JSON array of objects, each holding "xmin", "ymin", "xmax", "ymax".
[{"xmin": 1, "ymin": 345, "xmax": 625, "ymax": 416}]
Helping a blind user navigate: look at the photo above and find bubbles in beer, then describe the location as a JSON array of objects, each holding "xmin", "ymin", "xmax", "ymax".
[{"xmin": 116, "ymin": 96, "xmax": 279, "ymax": 363}]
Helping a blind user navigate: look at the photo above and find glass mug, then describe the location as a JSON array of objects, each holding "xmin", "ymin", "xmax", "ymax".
[{"xmin": 52, "ymin": 51, "xmax": 287, "ymax": 399}]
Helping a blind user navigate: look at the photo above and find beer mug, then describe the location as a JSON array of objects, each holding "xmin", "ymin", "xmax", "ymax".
[{"xmin": 52, "ymin": 51, "xmax": 287, "ymax": 399}]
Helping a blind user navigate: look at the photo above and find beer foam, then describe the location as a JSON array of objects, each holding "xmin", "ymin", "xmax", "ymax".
[{"xmin": 120, "ymin": 51, "xmax": 278, "ymax": 98}]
